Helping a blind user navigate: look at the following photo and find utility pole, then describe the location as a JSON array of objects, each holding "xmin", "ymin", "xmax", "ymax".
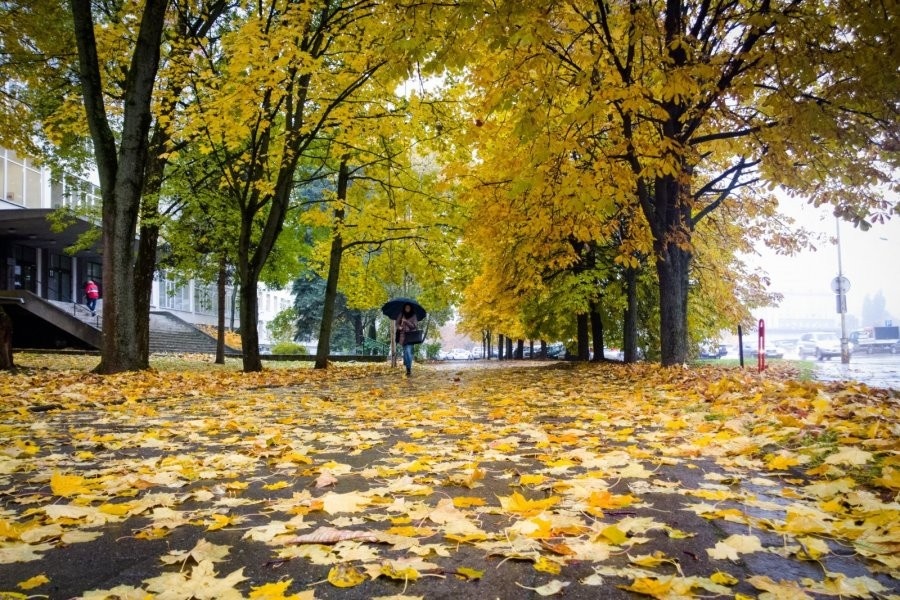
[{"xmin": 835, "ymin": 218, "xmax": 851, "ymax": 364}]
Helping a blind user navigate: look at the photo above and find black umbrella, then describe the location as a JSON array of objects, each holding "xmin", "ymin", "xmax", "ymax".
[{"xmin": 381, "ymin": 297, "xmax": 427, "ymax": 320}]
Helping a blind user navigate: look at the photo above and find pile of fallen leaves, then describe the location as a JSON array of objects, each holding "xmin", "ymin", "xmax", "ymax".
[
  {"xmin": 195, "ymin": 325, "xmax": 243, "ymax": 350},
  {"xmin": 0, "ymin": 354, "xmax": 897, "ymax": 599}
]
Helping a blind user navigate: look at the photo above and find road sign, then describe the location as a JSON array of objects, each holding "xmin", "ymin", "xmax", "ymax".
[
  {"xmin": 836, "ymin": 293, "xmax": 847, "ymax": 314},
  {"xmin": 831, "ymin": 276, "xmax": 850, "ymax": 293}
]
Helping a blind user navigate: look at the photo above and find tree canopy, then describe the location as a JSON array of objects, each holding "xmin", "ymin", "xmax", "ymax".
[{"xmin": 5, "ymin": 0, "xmax": 897, "ymax": 370}]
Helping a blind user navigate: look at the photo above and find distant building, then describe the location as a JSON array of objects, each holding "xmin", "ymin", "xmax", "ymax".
[{"xmin": 0, "ymin": 147, "xmax": 292, "ymax": 349}]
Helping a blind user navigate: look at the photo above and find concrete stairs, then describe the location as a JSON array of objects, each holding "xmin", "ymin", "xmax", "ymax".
[
  {"xmin": 148, "ymin": 312, "xmax": 241, "ymax": 356},
  {"xmin": 40, "ymin": 299, "xmax": 239, "ymax": 356}
]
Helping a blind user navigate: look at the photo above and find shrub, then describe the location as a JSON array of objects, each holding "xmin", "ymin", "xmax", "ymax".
[{"xmin": 271, "ymin": 341, "xmax": 307, "ymax": 355}]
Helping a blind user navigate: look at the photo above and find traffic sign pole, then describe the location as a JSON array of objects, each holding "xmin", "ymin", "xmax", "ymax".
[{"xmin": 835, "ymin": 218, "xmax": 850, "ymax": 364}]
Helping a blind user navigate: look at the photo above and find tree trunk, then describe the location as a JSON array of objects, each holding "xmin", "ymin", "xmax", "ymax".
[
  {"xmin": 215, "ymin": 257, "xmax": 227, "ymax": 364},
  {"xmin": 0, "ymin": 307, "xmax": 14, "ymax": 370},
  {"xmin": 352, "ymin": 313, "xmax": 364, "ymax": 353},
  {"xmin": 576, "ymin": 313, "xmax": 590, "ymax": 360},
  {"xmin": 315, "ymin": 161, "xmax": 349, "ymax": 369},
  {"xmin": 539, "ymin": 339, "xmax": 547, "ymax": 359},
  {"xmin": 497, "ymin": 334, "xmax": 504, "ymax": 359},
  {"xmin": 589, "ymin": 301, "xmax": 604, "ymax": 361},
  {"xmin": 239, "ymin": 277, "xmax": 261, "ymax": 372},
  {"xmin": 515, "ymin": 339, "xmax": 524, "ymax": 359},
  {"xmin": 367, "ymin": 320, "xmax": 377, "ymax": 355},
  {"xmin": 70, "ymin": 0, "xmax": 169, "ymax": 373},
  {"xmin": 656, "ymin": 242, "xmax": 691, "ymax": 365},
  {"xmin": 133, "ymin": 126, "xmax": 168, "ymax": 368},
  {"xmin": 506, "ymin": 336, "xmax": 513, "ymax": 359},
  {"xmin": 623, "ymin": 267, "xmax": 638, "ymax": 363}
]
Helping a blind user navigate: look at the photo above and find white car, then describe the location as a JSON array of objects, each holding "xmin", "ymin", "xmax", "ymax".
[
  {"xmin": 798, "ymin": 332, "xmax": 842, "ymax": 361},
  {"xmin": 446, "ymin": 348, "xmax": 473, "ymax": 360}
]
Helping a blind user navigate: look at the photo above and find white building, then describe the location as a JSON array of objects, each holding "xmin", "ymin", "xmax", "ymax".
[{"xmin": 0, "ymin": 147, "xmax": 293, "ymax": 350}]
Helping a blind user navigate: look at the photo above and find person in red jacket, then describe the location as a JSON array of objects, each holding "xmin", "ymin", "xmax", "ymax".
[{"xmin": 84, "ymin": 280, "xmax": 100, "ymax": 316}]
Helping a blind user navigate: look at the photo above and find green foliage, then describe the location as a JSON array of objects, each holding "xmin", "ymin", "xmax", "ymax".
[
  {"xmin": 270, "ymin": 341, "xmax": 307, "ymax": 355},
  {"xmin": 423, "ymin": 340, "xmax": 441, "ymax": 360},
  {"xmin": 267, "ymin": 308, "xmax": 297, "ymax": 343},
  {"xmin": 291, "ymin": 271, "xmax": 361, "ymax": 353}
]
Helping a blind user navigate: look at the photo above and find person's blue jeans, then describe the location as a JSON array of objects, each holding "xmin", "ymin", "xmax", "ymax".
[
  {"xmin": 86, "ymin": 298, "xmax": 97, "ymax": 313},
  {"xmin": 402, "ymin": 343, "xmax": 413, "ymax": 374}
]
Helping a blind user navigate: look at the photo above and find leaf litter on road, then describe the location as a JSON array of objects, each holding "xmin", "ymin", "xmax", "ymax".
[{"xmin": 0, "ymin": 353, "xmax": 897, "ymax": 599}]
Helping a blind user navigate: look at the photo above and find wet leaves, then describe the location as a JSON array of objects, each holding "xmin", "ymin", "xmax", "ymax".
[{"xmin": 0, "ymin": 355, "xmax": 898, "ymax": 598}]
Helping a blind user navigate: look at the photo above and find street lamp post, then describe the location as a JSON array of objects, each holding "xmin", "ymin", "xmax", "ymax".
[{"xmin": 835, "ymin": 218, "xmax": 851, "ymax": 364}]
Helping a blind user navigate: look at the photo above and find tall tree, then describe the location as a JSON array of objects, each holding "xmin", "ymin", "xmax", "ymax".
[
  {"xmin": 174, "ymin": 0, "xmax": 427, "ymax": 371},
  {"xmin": 454, "ymin": 0, "xmax": 898, "ymax": 365},
  {"xmin": 69, "ymin": 0, "xmax": 170, "ymax": 372}
]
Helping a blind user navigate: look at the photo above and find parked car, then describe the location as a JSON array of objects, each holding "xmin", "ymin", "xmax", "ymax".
[
  {"xmin": 445, "ymin": 348, "xmax": 473, "ymax": 360},
  {"xmin": 798, "ymin": 332, "xmax": 842, "ymax": 361},
  {"xmin": 699, "ymin": 343, "xmax": 728, "ymax": 359},
  {"xmin": 765, "ymin": 347, "xmax": 784, "ymax": 359},
  {"xmin": 546, "ymin": 343, "xmax": 566, "ymax": 359}
]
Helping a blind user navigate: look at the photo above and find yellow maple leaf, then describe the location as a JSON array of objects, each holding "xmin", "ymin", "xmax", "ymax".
[
  {"xmin": 519, "ymin": 474, "xmax": 545, "ymax": 486},
  {"xmin": 600, "ymin": 525, "xmax": 628, "ymax": 545},
  {"xmin": 249, "ymin": 579, "xmax": 309, "ymax": 599},
  {"xmin": 386, "ymin": 525, "xmax": 434, "ymax": 537},
  {"xmin": 380, "ymin": 561, "xmax": 420, "ymax": 581},
  {"xmin": 98, "ymin": 503, "xmax": 133, "ymax": 517},
  {"xmin": 452, "ymin": 496, "xmax": 485, "ymax": 508},
  {"xmin": 707, "ymin": 534, "xmax": 764, "ymax": 560},
  {"xmin": 18, "ymin": 574, "xmax": 50, "ymax": 590},
  {"xmin": 874, "ymin": 466, "xmax": 900, "ymax": 490},
  {"xmin": 207, "ymin": 514, "xmax": 236, "ymax": 531},
  {"xmin": 629, "ymin": 551, "xmax": 674, "ymax": 569},
  {"xmin": 525, "ymin": 517, "xmax": 553, "ymax": 539},
  {"xmin": 327, "ymin": 564, "xmax": 367, "ymax": 588},
  {"xmin": 747, "ymin": 575, "xmax": 813, "ymax": 599},
  {"xmin": 824, "ymin": 447, "xmax": 873, "ymax": 466},
  {"xmin": 621, "ymin": 577, "xmax": 673, "ymax": 597},
  {"xmin": 587, "ymin": 490, "xmax": 635, "ymax": 510},
  {"xmin": 263, "ymin": 481, "xmax": 290, "ymax": 491},
  {"xmin": 455, "ymin": 567, "xmax": 483, "ymax": 580},
  {"xmin": 766, "ymin": 453, "xmax": 801, "ymax": 471},
  {"xmin": 533, "ymin": 556, "xmax": 562, "ymax": 574},
  {"xmin": 710, "ymin": 571, "xmax": 738, "ymax": 585},
  {"xmin": 498, "ymin": 491, "xmax": 560, "ymax": 516},
  {"xmin": 50, "ymin": 472, "xmax": 90, "ymax": 497},
  {"xmin": 0, "ymin": 519, "xmax": 21, "ymax": 540}
]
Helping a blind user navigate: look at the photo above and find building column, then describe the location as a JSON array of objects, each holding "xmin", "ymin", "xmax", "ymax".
[{"xmin": 71, "ymin": 256, "xmax": 78, "ymax": 301}]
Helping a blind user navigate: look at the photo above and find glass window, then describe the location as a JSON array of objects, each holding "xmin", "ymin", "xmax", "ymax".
[
  {"xmin": 158, "ymin": 274, "xmax": 191, "ymax": 311},
  {"xmin": 194, "ymin": 283, "xmax": 217, "ymax": 316},
  {"xmin": 5, "ymin": 160, "xmax": 23, "ymax": 205},
  {"xmin": 25, "ymin": 167, "xmax": 41, "ymax": 208},
  {"xmin": 50, "ymin": 180, "xmax": 63, "ymax": 208}
]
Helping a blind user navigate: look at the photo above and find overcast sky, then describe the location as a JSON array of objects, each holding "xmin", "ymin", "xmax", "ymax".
[{"xmin": 748, "ymin": 196, "xmax": 900, "ymax": 329}]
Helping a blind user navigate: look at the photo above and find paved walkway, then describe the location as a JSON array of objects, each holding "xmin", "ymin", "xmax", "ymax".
[{"xmin": 1, "ymin": 360, "xmax": 897, "ymax": 599}]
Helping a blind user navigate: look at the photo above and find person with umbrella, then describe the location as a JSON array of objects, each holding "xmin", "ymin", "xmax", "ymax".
[
  {"xmin": 396, "ymin": 303, "xmax": 419, "ymax": 376},
  {"xmin": 381, "ymin": 298, "xmax": 427, "ymax": 376}
]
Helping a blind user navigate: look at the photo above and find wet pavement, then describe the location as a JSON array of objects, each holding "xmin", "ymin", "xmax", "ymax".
[
  {"xmin": 811, "ymin": 352, "xmax": 900, "ymax": 390},
  {"xmin": 1, "ymin": 359, "xmax": 897, "ymax": 599}
]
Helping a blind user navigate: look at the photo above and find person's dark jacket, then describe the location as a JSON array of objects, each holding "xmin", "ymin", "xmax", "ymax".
[{"xmin": 397, "ymin": 313, "xmax": 418, "ymax": 346}]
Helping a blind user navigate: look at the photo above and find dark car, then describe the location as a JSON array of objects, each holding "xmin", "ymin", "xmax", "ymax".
[
  {"xmin": 699, "ymin": 343, "xmax": 728, "ymax": 359},
  {"xmin": 545, "ymin": 343, "xmax": 566, "ymax": 359}
]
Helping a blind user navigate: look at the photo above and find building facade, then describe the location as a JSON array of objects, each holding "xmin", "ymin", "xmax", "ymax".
[{"xmin": 0, "ymin": 147, "xmax": 293, "ymax": 348}]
